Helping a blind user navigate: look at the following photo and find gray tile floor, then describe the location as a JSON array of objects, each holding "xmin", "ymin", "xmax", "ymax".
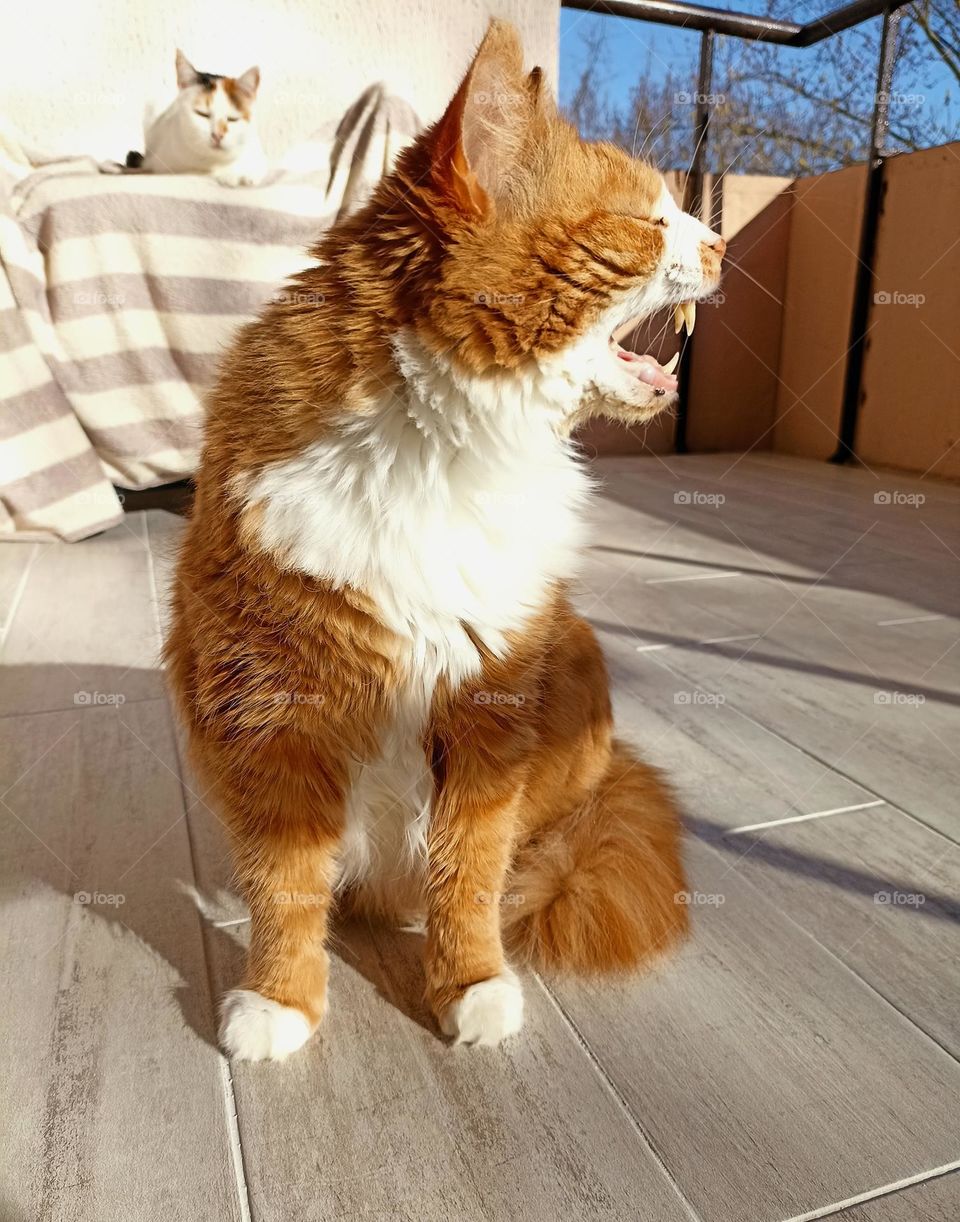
[{"xmin": 2, "ymin": 454, "xmax": 958, "ymax": 1222}]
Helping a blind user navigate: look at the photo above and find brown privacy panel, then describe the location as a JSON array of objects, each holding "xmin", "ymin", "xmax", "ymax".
[
  {"xmin": 577, "ymin": 410, "xmax": 675, "ymax": 458},
  {"xmin": 772, "ymin": 164, "xmax": 867, "ymax": 459},
  {"xmin": 685, "ymin": 182, "xmax": 793, "ymax": 452},
  {"xmin": 856, "ymin": 142, "xmax": 960, "ymax": 479},
  {"xmin": 717, "ymin": 175, "xmax": 794, "ymax": 241}
]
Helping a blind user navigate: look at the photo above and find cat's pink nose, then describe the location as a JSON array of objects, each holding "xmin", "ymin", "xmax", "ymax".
[{"xmin": 700, "ymin": 231, "xmax": 726, "ymax": 259}]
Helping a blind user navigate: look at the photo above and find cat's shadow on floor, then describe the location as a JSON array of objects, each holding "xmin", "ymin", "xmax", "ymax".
[
  {"xmin": 0, "ymin": 659, "xmax": 439, "ymax": 1060},
  {"xmin": 328, "ymin": 917, "xmax": 438, "ymax": 1038},
  {"xmin": 181, "ymin": 908, "xmax": 438, "ymax": 1053}
]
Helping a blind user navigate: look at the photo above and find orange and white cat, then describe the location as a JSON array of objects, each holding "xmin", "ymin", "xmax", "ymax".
[{"xmin": 166, "ymin": 21, "xmax": 724, "ymax": 1060}]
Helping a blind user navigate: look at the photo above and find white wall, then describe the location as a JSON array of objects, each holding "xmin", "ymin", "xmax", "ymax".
[{"xmin": 1, "ymin": 0, "xmax": 559, "ymax": 162}]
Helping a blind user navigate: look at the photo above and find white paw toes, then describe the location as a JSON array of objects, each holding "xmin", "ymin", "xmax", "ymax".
[
  {"xmin": 439, "ymin": 968, "xmax": 525, "ymax": 1047},
  {"xmin": 219, "ymin": 989, "xmax": 315, "ymax": 1062}
]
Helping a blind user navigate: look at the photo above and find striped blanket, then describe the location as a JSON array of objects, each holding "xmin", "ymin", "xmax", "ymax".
[{"xmin": 0, "ymin": 86, "xmax": 418, "ymax": 540}]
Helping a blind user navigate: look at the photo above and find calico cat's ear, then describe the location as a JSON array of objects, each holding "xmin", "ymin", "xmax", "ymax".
[
  {"xmin": 430, "ymin": 20, "xmax": 544, "ymax": 218},
  {"xmin": 176, "ymin": 49, "xmax": 198, "ymax": 90},
  {"xmin": 233, "ymin": 66, "xmax": 261, "ymax": 100}
]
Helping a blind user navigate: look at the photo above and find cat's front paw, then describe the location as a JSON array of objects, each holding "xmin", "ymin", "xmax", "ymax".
[
  {"xmin": 438, "ymin": 968, "xmax": 524, "ymax": 1047},
  {"xmin": 214, "ymin": 171, "xmax": 261, "ymax": 188},
  {"xmin": 219, "ymin": 989, "xmax": 316, "ymax": 1061}
]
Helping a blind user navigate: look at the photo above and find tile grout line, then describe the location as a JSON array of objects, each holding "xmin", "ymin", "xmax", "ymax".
[
  {"xmin": 646, "ymin": 570, "xmax": 744, "ymax": 585},
  {"xmin": 726, "ymin": 799, "xmax": 886, "ymax": 835},
  {"xmin": 780, "ymin": 1161, "xmax": 960, "ymax": 1222},
  {"xmin": 166, "ymin": 695, "xmax": 253, "ymax": 1222},
  {"xmin": 532, "ymin": 973, "xmax": 705, "ymax": 1222},
  {"xmin": 720, "ymin": 703, "xmax": 960, "ymax": 851},
  {"xmin": 220, "ymin": 1057, "xmax": 253, "ymax": 1222},
  {"xmin": 632, "ymin": 618, "xmax": 958, "ymax": 850},
  {"xmin": 877, "ymin": 613, "xmax": 946, "ymax": 626},
  {"xmin": 142, "ymin": 512, "xmax": 165, "ymax": 664},
  {"xmin": 0, "ymin": 543, "xmax": 40, "ymax": 653},
  {"xmin": 0, "ymin": 692, "xmax": 165, "ymax": 724}
]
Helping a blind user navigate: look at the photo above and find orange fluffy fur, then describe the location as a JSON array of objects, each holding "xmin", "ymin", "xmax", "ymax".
[{"xmin": 166, "ymin": 21, "xmax": 714, "ymax": 1055}]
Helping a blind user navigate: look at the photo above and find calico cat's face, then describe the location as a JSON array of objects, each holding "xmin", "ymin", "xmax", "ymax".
[
  {"xmin": 387, "ymin": 23, "xmax": 725, "ymax": 425},
  {"xmin": 174, "ymin": 49, "xmax": 259, "ymax": 158}
]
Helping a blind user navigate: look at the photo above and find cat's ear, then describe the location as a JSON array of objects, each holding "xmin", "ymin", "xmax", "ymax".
[
  {"xmin": 430, "ymin": 20, "xmax": 543, "ymax": 217},
  {"xmin": 233, "ymin": 66, "xmax": 260, "ymax": 100},
  {"xmin": 175, "ymin": 49, "xmax": 199, "ymax": 90}
]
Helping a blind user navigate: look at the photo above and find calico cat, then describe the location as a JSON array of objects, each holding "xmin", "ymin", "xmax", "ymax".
[
  {"xmin": 166, "ymin": 21, "xmax": 725, "ymax": 1060},
  {"xmin": 129, "ymin": 49, "xmax": 267, "ymax": 186}
]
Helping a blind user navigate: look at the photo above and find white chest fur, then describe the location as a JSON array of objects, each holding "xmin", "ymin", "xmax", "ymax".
[{"xmin": 238, "ymin": 330, "xmax": 592, "ymax": 894}]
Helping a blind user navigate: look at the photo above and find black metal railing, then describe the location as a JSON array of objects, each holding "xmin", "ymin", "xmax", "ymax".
[{"xmin": 561, "ymin": 0, "xmax": 912, "ymax": 461}]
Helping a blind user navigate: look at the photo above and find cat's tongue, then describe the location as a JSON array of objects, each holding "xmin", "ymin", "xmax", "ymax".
[
  {"xmin": 610, "ymin": 308, "xmax": 693, "ymax": 393},
  {"xmin": 615, "ymin": 347, "xmax": 679, "ymax": 392}
]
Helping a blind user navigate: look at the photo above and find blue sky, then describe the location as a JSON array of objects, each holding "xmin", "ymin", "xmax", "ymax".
[
  {"xmin": 557, "ymin": 2, "xmax": 957, "ymax": 156},
  {"xmin": 559, "ymin": 6, "xmax": 708, "ymax": 106}
]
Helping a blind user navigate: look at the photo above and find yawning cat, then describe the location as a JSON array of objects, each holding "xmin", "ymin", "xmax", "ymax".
[
  {"xmin": 166, "ymin": 21, "xmax": 725, "ymax": 1060},
  {"xmin": 130, "ymin": 49, "xmax": 267, "ymax": 186}
]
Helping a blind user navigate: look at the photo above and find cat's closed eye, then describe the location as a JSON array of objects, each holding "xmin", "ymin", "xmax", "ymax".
[
  {"xmin": 194, "ymin": 109, "xmax": 211, "ymax": 118},
  {"xmin": 616, "ymin": 213, "xmax": 670, "ymax": 227}
]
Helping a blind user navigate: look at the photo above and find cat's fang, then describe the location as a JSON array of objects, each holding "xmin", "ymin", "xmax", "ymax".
[
  {"xmin": 662, "ymin": 352, "xmax": 680, "ymax": 375},
  {"xmin": 673, "ymin": 301, "xmax": 697, "ymax": 337}
]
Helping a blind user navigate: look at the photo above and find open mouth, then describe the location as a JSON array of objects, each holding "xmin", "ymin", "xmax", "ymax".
[{"xmin": 610, "ymin": 301, "xmax": 697, "ymax": 394}]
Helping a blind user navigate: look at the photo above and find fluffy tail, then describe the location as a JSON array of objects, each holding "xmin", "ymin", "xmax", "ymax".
[{"xmin": 503, "ymin": 742, "xmax": 689, "ymax": 974}]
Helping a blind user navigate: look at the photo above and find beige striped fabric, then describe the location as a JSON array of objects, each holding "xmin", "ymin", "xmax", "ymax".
[{"xmin": 0, "ymin": 86, "xmax": 418, "ymax": 540}]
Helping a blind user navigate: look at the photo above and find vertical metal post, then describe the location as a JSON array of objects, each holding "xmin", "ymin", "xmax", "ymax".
[
  {"xmin": 688, "ymin": 30, "xmax": 715, "ymax": 218},
  {"xmin": 830, "ymin": 5, "xmax": 900, "ymax": 463},
  {"xmin": 675, "ymin": 29, "xmax": 715, "ymax": 453}
]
